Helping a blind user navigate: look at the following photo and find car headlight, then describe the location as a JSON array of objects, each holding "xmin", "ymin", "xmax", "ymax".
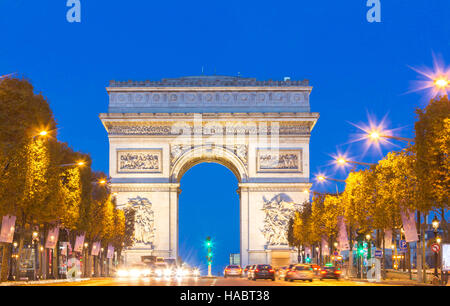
[
  {"xmin": 193, "ymin": 269, "xmax": 200, "ymax": 276},
  {"xmin": 155, "ymin": 269, "xmax": 163, "ymax": 276},
  {"xmin": 143, "ymin": 269, "xmax": 151, "ymax": 275},
  {"xmin": 129, "ymin": 269, "xmax": 141, "ymax": 277},
  {"xmin": 117, "ymin": 270, "xmax": 128, "ymax": 277},
  {"xmin": 164, "ymin": 268, "xmax": 172, "ymax": 276},
  {"xmin": 176, "ymin": 268, "xmax": 186, "ymax": 277}
]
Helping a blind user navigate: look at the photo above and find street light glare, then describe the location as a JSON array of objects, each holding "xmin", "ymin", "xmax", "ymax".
[
  {"xmin": 317, "ymin": 175, "xmax": 326, "ymax": 182},
  {"xmin": 39, "ymin": 130, "xmax": 48, "ymax": 136},
  {"xmin": 435, "ymin": 77, "xmax": 449, "ymax": 89},
  {"xmin": 77, "ymin": 161, "xmax": 85, "ymax": 166},
  {"xmin": 337, "ymin": 158, "xmax": 347, "ymax": 165},
  {"xmin": 369, "ymin": 131, "xmax": 381, "ymax": 140}
]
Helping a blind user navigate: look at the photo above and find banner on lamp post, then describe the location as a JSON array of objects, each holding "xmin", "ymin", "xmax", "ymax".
[
  {"xmin": 91, "ymin": 241, "xmax": 101, "ymax": 256},
  {"xmin": 321, "ymin": 237, "xmax": 330, "ymax": 256},
  {"xmin": 305, "ymin": 246, "xmax": 311, "ymax": 258},
  {"xmin": 401, "ymin": 209, "xmax": 418, "ymax": 243},
  {"xmin": 74, "ymin": 234, "xmax": 85, "ymax": 253},
  {"xmin": 0, "ymin": 215, "xmax": 16, "ymax": 243},
  {"xmin": 384, "ymin": 229, "xmax": 392, "ymax": 249},
  {"xmin": 337, "ymin": 216, "xmax": 350, "ymax": 251},
  {"xmin": 45, "ymin": 227, "xmax": 59, "ymax": 249},
  {"xmin": 107, "ymin": 244, "xmax": 114, "ymax": 259}
]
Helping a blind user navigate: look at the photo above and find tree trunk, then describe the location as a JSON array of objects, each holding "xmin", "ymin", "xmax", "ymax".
[
  {"xmin": 382, "ymin": 230, "xmax": 386, "ymax": 280},
  {"xmin": 416, "ymin": 210, "xmax": 423, "ymax": 283},
  {"xmin": 407, "ymin": 242, "xmax": 412, "ymax": 280},
  {"xmin": 422, "ymin": 214, "xmax": 427, "ymax": 283},
  {"xmin": 0, "ymin": 243, "xmax": 11, "ymax": 281}
]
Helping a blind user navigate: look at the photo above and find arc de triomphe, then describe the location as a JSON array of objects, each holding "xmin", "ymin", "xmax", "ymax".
[{"xmin": 100, "ymin": 76, "xmax": 319, "ymax": 267}]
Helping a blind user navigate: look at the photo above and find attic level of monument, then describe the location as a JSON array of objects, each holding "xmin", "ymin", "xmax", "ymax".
[
  {"xmin": 105, "ymin": 76, "xmax": 314, "ymax": 113},
  {"xmin": 108, "ymin": 75, "xmax": 311, "ymax": 89}
]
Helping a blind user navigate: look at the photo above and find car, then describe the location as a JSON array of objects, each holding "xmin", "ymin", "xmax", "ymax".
[
  {"xmin": 319, "ymin": 266, "xmax": 342, "ymax": 280},
  {"xmin": 243, "ymin": 265, "xmax": 251, "ymax": 276},
  {"xmin": 307, "ymin": 264, "xmax": 321, "ymax": 276},
  {"xmin": 248, "ymin": 264, "xmax": 275, "ymax": 281},
  {"xmin": 224, "ymin": 265, "xmax": 242, "ymax": 278},
  {"xmin": 276, "ymin": 264, "xmax": 296, "ymax": 280},
  {"xmin": 116, "ymin": 263, "xmax": 151, "ymax": 279},
  {"xmin": 153, "ymin": 262, "xmax": 173, "ymax": 278},
  {"xmin": 247, "ymin": 265, "xmax": 256, "ymax": 280},
  {"xmin": 284, "ymin": 264, "xmax": 314, "ymax": 282}
]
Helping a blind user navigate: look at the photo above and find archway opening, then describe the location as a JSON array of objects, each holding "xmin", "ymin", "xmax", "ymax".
[{"xmin": 178, "ymin": 162, "xmax": 239, "ymax": 276}]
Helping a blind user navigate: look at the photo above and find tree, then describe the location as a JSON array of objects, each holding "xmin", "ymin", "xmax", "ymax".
[{"xmin": 415, "ymin": 95, "xmax": 450, "ymax": 214}]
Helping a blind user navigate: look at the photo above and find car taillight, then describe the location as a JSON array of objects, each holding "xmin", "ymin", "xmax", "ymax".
[
  {"xmin": 269, "ymin": 269, "xmax": 274, "ymax": 273},
  {"xmin": 335, "ymin": 270, "xmax": 342, "ymax": 274},
  {"xmin": 320, "ymin": 270, "xmax": 327, "ymax": 274},
  {"xmin": 225, "ymin": 269, "xmax": 230, "ymax": 272},
  {"xmin": 255, "ymin": 269, "xmax": 259, "ymax": 272}
]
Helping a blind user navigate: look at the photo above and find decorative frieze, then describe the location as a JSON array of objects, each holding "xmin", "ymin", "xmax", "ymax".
[
  {"xmin": 257, "ymin": 149, "xmax": 303, "ymax": 173},
  {"xmin": 109, "ymin": 91, "xmax": 309, "ymax": 108},
  {"xmin": 106, "ymin": 123, "xmax": 310, "ymax": 136},
  {"xmin": 169, "ymin": 144, "xmax": 248, "ymax": 169},
  {"xmin": 117, "ymin": 150, "xmax": 162, "ymax": 173}
]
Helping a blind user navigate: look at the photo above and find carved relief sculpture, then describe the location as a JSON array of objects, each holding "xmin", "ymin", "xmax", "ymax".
[
  {"xmin": 126, "ymin": 197, "xmax": 156, "ymax": 247},
  {"xmin": 260, "ymin": 196, "xmax": 302, "ymax": 246},
  {"xmin": 257, "ymin": 149, "xmax": 302, "ymax": 173},
  {"xmin": 117, "ymin": 150, "xmax": 162, "ymax": 173}
]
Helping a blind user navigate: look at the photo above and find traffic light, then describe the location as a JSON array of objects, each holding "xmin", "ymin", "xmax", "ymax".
[
  {"xmin": 206, "ymin": 236, "xmax": 212, "ymax": 263},
  {"xmin": 205, "ymin": 236, "xmax": 213, "ymax": 277},
  {"xmin": 305, "ymin": 257, "xmax": 311, "ymax": 263},
  {"xmin": 357, "ymin": 242, "xmax": 365, "ymax": 256}
]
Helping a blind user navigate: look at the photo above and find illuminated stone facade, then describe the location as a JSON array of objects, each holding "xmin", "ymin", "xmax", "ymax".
[{"xmin": 100, "ymin": 76, "xmax": 319, "ymax": 266}]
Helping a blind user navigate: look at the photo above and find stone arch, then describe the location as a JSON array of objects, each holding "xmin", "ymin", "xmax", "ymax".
[{"xmin": 170, "ymin": 145, "xmax": 249, "ymax": 183}]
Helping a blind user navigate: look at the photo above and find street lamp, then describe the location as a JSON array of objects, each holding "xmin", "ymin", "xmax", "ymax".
[
  {"xmin": 316, "ymin": 175, "xmax": 346, "ymax": 183},
  {"xmin": 368, "ymin": 129, "xmax": 415, "ymax": 144},
  {"xmin": 432, "ymin": 216, "xmax": 440, "ymax": 279},
  {"xmin": 335, "ymin": 157, "xmax": 376, "ymax": 167},
  {"xmin": 434, "ymin": 77, "xmax": 449, "ymax": 89}
]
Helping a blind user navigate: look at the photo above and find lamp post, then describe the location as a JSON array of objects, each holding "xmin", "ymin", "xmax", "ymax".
[
  {"xmin": 316, "ymin": 175, "xmax": 346, "ymax": 183},
  {"xmin": 367, "ymin": 131, "xmax": 414, "ymax": 144},
  {"xmin": 32, "ymin": 230, "xmax": 39, "ymax": 280},
  {"xmin": 336, "ymin": 157, "xmax": 376, "ymax": 167},
  {"xmin": 432, "ymin": 216, "xmax": 440, "ymax": 280}
]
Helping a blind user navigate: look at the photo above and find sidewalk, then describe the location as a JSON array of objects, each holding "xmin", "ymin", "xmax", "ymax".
[
  {"xmin": 0, "ymin": 278, "xmax": 91, "ymax": 286},
  {"xmin": 350, "ymin": 277, "xmax": 437, "ymax": 286}
]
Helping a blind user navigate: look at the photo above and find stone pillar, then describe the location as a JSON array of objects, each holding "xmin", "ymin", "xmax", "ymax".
[{"xmin": 239, "ymin": 186, "xmax": 250, "ymax": 267}]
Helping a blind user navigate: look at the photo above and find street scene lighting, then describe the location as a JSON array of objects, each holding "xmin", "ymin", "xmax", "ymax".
[
  {"xmin": 434, "ymin": 77, "xmax": 449, "ymax": 89},
  {"xmin": 316, "ymin": 175, "xmax": 346, "ymax": 183},
  {"xmin": 335, "ymin": 156, "xmax": 376, "ymax": 167},
  {"xmin": 432, "ymin": 216, "xmax": 440, "ymax": 230}
]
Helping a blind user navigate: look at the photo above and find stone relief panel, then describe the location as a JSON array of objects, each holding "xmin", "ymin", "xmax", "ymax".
[
  {"xmin": 117, "ymin": 150, "xmax": 162, "ymax": 173},
  {"xmin": 126, "ymin": 197, "xmax": 156, "ymax": 248},
  {"xmin": 260, "ymin": 195, "xmax": 302, "ymax": 246},
  {"xmin": 256, "ymin": 149, "xmax": 302, "ymax": 173}
]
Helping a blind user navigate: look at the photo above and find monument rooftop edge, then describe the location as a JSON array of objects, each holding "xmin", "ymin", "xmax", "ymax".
[
  {"xmin": 105, "ymin": 76, "xmax": 314, "ymax": 114},
  {"xmin": 107, "ymin": 75, "xmax": 311, "ymax": 89}
]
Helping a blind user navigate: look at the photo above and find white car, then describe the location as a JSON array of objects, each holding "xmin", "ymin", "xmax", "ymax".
[{"xmin": 116, "ymin": 263, "xmax": 151, "ymax": 279}]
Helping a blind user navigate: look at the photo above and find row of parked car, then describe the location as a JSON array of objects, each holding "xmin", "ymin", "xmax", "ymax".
[{"xmin": 224, "ymin": 264, "xmax": 342, "ymax": 282}]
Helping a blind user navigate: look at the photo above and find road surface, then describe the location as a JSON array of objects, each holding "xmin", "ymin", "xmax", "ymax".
[{"xmin": 28, "ymin": 276, "xmax": 393, "ymax": 286}]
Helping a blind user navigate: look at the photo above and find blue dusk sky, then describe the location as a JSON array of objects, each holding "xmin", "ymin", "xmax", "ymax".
[{"xmin": 0, "ymin": 1, "xmax": 449, "ymax": 274}]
